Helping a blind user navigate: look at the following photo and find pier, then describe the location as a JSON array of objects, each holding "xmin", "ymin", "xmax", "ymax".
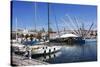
[{"xmin": 11, "ymin": 53, "xmax": 49, "ymax": 66}]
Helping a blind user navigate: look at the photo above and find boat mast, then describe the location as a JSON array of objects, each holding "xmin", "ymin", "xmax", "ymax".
[
  {"xmin": 15, "ymin": 17, "xmax": 18, "ymax": 41},
  {"xmin": 48, "ymin": 3, "xmax": 50, "ymax": 40},
  {"xmin": 34, "ymin": 2, "xmax": 37, "ymax": 32},
  {"xmin": 53, "ymin": 8, "xmax": 60, "ymax": 37}
]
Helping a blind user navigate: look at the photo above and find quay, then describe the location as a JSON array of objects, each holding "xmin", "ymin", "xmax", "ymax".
[{"xmin": 11, "ymin": 53, "xmax": 49, "ymax": 66}]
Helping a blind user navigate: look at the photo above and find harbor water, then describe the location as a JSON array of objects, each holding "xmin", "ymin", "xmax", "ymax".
[{"xmin": 32, "ymin": 39, "xmax": 97, "ymax": 64}]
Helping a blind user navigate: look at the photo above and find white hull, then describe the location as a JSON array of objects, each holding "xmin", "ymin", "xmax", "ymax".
[
  {"xmin": 12, "ymin": 42, "xmax": 62, "ymax": 55},
  {"xmin": 11, "ymin": 43, "xmax": 26, "ymax": 53},
  {"xmin": 31, "ymin": 45, "xmax": 62, "ymax": 55}
]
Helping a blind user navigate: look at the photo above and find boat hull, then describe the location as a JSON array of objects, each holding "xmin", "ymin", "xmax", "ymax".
[
  {"xmin": 31, "ymin": 46, "xmax": 61, "ymax": 55},
  {"xmin": 50, "ymin": 37, "xmax": 85, "ymax": 44}
]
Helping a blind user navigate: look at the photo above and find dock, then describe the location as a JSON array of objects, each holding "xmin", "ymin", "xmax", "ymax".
[{"xmin": 11, "ymin": 53, "xmax": 49, "ymax": 66}]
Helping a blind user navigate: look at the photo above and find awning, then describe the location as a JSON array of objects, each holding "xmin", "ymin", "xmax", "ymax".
[{"xmin": 60, "ymin": 34, "xmax": 78, "ymax": 38}]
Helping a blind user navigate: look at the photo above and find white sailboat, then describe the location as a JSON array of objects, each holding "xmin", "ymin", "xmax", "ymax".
[
  {"xmin": 11, "ymin": 18, "xmax": 26, "ymax": 53},
  {"xmin": 30, "ymin": 3, "xmax": 61, "ymax": 55},
  {"xmin": 30, "ymin": 45, "xmax": 61, "ymax": 55}
]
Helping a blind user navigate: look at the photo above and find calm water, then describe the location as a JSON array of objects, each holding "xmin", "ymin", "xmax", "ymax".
[{"xmin": 32, "ymin": 40, "xmax": 97, "ymax": 64}]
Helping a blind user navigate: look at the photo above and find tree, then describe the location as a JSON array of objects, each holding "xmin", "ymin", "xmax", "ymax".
[
  {"xmin": 25, "ymin": 34, "xmax": 29, "ymax": 39},
  {"xmin": 20, "ymin": 34, "xmax": 24, "ymax": 38},
  {"xmin": 36, "ymin": 33, "xmax": 42, "ymax": 41}
]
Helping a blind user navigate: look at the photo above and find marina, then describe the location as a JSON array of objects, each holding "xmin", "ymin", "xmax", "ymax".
[
  {"xmin": 11, "ymin": 39, "xmax": 97, "ymax": 65},
  {"xmin": 11, "ymin": 1, "xmax": 97, "ymax": 66}
]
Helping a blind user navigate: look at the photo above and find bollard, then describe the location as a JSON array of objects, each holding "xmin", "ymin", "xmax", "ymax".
[
  {"xmin": 26, "ymin": 46, "xmax": 32, "ymax": 60},
  {"xmin": 28, "ymin": 48, "xmax": 32, "ymax": 60}
]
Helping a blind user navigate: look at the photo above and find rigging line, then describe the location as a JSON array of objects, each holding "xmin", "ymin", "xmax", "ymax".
[
  {"xmin": 64, "ymin": 16, "xmax": 78, "ymax": 35},
  {"xmin": 85, "ymin": 22, "xmax": 94, "ymax": 38},
  {"xmin": 73, "ymin": 16, "xmax": 79, "ymax": 30},
  {"xmin": 52, "ymin": 6, "xmax": 63, "ymax": 45},
  {"xmin": 65, "ymin": 15, "xmax": 78, "ymax": 34},
  {"xmin": 54, "ymin": 14, "xmax": 60, "ymax": 37},
  {"xmin": 75, "ymin": 17, "xmax": 83, "ymax": 37},
  {"xmin": 61, "ymin": 18, "xmax": 76, "ymax": 34},
  {"xmin": 78, "ymin": 19, "xmax": 83, "ymax": 37},
  {"xmin": 78, "ymin": 18, "xmax": 85, "ymax": 37},
  {"xmin": 62, "ymin": 17, "xmax": 77, "ymax": 34},
  {"xmin": 73, "ymin": 16, "xmax": 81, "ymax": 35},
  {"xmin": 72, "ymin": 16, "xmax": 79, "ymax": 35},
  {"xmin": 81, "ymin": 22, "xmax": 85, "ymax": 38},
  {"xmin": 63, "ymin": 18, "xmax": 73, "ymax": 30},
  {"xmin": 61, "ymin": 19, "xmax": 71, "ymax": 31},
  {"xmin": 83, "ymin": 23, "xmax": 90, "ymax": 38},
  {"xmin": 81, "ymin": 20, "xmax": 86, "ymax": 38},
  {"xmin": 52, "ymin": 7, "xmax": 60, "ymax": 37},
  {"xmin": 65, "ymin": 15, "xmax": 78, "ymax": 31}
]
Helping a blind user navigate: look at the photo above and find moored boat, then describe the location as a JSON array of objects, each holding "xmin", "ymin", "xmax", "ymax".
[
  {"xmin": 30, "ymin": 45, "xmax": 62, "ymax": 55},
  {"xmin": 50, "ymin": 33, "xmax": 85, "ymax": 44},
  {"xmin": 12, "ymin": 42, "xmax": 62, "ymax": 55},
  {"xmin": 11, "ymin": 43, "xmax": 26, "ymax": 53}
]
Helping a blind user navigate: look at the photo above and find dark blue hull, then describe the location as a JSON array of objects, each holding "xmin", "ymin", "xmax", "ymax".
[{"xmin": 50, "ymin": 38, "xmax": 85, "ymax": 44}]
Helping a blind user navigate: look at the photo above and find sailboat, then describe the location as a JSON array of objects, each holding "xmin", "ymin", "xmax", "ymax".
[
  {"xmin": 11, "ymin": 18, "xmax": 27, "ymax": 53},
  {"xmin": 22, "ymin": 2, "xmax": 49, "ymax": 45},
  {"xmin": 30, "ymin": 3, "xmax": 61, "ymax": 55}
]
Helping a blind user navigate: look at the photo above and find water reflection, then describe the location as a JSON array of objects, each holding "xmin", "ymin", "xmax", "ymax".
[
  {"xmin": 36, "ymin": 51, "xmax": 62, "ymax": 61},
  {"xmin": 32, "ymin": 40, "xmax": 97, "ymax": 64}
]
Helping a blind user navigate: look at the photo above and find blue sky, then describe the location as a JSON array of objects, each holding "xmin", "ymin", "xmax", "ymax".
[{"xmin": 11, "ymin": 1, "xmax": 97, "ymax": 31}]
